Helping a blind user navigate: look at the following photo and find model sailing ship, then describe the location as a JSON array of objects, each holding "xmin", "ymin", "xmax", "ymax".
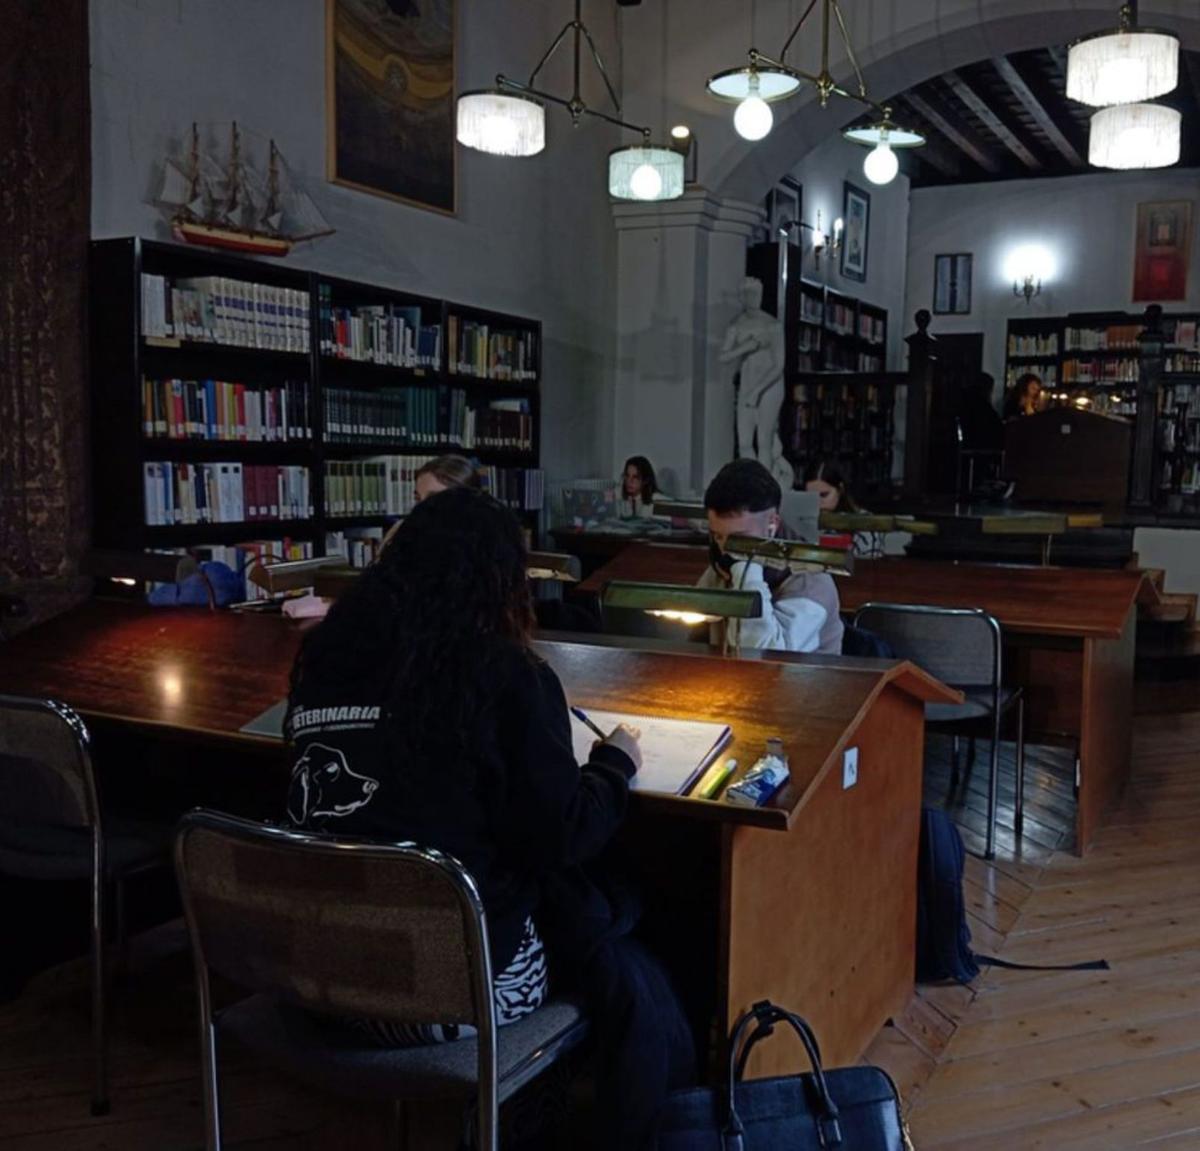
[{"xmin": 156, "ymin": 123, "xmax": 334, "ymax": 257}]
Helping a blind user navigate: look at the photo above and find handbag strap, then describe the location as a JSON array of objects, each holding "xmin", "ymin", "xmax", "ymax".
[{"xmin": 723, "ymin": 1001, "xmax": 843, "ymax": 1149}]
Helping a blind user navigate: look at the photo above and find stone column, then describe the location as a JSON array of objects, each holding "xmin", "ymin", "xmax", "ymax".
[{"xmin": 611, "ymin": 189, "xmax": 763, "ymax": 496}]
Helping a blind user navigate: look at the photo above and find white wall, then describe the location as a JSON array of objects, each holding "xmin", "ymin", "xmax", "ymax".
[
  {"xmin": 905, "ymin": 170, "xmax": 1200, "ymax": 391},
  {"xmin": 89, "ymin": 0, "xmax": 622, "ymax": 482},
  {"xmin": 784, "ymin": 134, "xmax": 912, "ymax": 370}
]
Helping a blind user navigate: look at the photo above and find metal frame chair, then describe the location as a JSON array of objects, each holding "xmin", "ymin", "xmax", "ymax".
[
  {"xmin": 175, "ymin": 810, "xmax": 588, "ymax": 1151},
  {"xmin": 852, "ymin": 604, "xmax": 1025, "ymax": 858},
  {"xmin": 0, "ymin": 694, "xmax": 164, "ymax": 1115}
]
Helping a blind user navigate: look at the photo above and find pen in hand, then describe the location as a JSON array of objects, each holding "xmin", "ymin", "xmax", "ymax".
[{"xmin": 570, "ymin": 706, "xmax": 608, "ymax": 741}]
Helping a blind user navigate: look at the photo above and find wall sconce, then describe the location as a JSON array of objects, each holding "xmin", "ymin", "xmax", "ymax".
[
  {"xmin": 1013, "ymin": 274, "xmax": 1042, "ymax": 304},
  {"xmin": 669, "ymin": 124, "xmax": 699, "ymax": 185},
  {"xmin": 1003, "ymin": 243, "xmax": 1054, "ymax": 305},
  {"xmin": 801, "ymin": 210, "xmax": 842, "ymax": 270}
]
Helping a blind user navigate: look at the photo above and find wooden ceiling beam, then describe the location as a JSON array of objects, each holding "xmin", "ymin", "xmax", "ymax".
[
  {"xmin": 945, "ymin": 70, "xmax": 1043, "ymax": 169},
  {"xmin": 992, "ymin": 56, "xmax": 1085, "ymax": 168},
  {"xmin": 900, "ymin": 91, "xmax": 1001, "ymax": 173}
]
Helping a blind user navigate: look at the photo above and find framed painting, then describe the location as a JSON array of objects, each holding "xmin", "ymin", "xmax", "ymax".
[
  {"xmin": 933, "ymin": 253, "xmax": 972, "ymax": 314},
  {"xmin": 841, "ymin": 182, "xmax": 869, "ymax": 282},
  {"xmin": 1133, "ymin": 200, "xmax": 1193, "ymax": 301},
  {"xmin": 765, "ymin": 176, "xmax": 802, "ymax": 238},
  {"xmin": 326, "ymin": 0, "xmax": 456, "ymax": 215}
]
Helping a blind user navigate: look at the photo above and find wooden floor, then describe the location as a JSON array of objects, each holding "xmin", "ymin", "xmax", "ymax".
[
  {"xmin": 870, "ymin": 686, "xmax": 1200, "ymax": 1150},
  {"xmin": 2, "ymin": 685, "xmax": 1198, "ymax": 1149}
]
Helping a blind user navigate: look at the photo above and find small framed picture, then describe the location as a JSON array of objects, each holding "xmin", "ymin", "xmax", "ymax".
[
  {"xmin": 933, "ymin": 253, "xmax": 972, "ymax": 314},
  {"xmin": 841, "ymin": 182, "xmax": 869, "ymax": 282},
  {"xmin": 765, "ymin": 176, "xmax": 802, "ymax": 239}
]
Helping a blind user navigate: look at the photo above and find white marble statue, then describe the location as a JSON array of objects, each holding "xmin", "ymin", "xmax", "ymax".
[{"xmin": 719, "ymin": 276, "xmax": 795, "ymax": 490}]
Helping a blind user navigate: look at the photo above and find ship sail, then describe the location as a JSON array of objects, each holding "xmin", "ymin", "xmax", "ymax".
[{"xmin": 151, "ymin": 122, "xmax": 334, "ymax": 256}]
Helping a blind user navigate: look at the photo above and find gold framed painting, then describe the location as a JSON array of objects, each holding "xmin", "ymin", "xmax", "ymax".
[{"xmin": 326, "ymin": 0, "xmax": 456, "ymax": 215}]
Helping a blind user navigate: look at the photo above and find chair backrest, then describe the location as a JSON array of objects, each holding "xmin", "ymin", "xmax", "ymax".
[
  {"xmin": 0, "ymin": 695, "xmax": 97, "ymax": 829},
  {"xmin": 851, "ymin": 603, "xmax": 1002, "ymax": 689},
  {"xmin": 174, "ymin": 810, "xmax": 495, "ymax": 1029}
]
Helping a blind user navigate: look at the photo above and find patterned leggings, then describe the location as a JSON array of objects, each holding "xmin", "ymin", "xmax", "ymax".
[{"xmin": 352, "ymin": 917, "xmax": 550, "ymax": 1047}]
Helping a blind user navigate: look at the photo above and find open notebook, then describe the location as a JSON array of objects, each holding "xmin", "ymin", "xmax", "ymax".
[{"xmin": 569, "ymin": 709, "xmax": 732, "ymax": 797}]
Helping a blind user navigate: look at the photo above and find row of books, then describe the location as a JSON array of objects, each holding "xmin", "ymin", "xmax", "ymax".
[
  {"xmin": 324, "ymin": 456, "xmax": 545, "ymax": 518},
  {"xmin": 1169, "ymin": 319, "xmax": 1199, "ymax": 350},
  {"xmin": 824, "ymin": 300, "xmax": 857, "ymax": 336},
  {"xmin": 857, "ymin": 353, "xmax": 884, "ymax": 372},
  {"xmin": 323, "ymin": 387, "xmax": 533, "ymax": 450},
  {"xmin": 140, "ymin": 273, "xmax": 310, "ymax": 352},
  {"xmin": 447, "ymin": 315, "xmax": 537, "ymax": 381},
  {"xmin": 1166, "ymin": 353, "xmax": 1200, "ymax": 374},
  {"xmin": 141, "ymin": 377, "xmax": 311, "ymax": 442},
  {"xmin": 318, "ymin": 287, "xmax": 441, "ymax": 368},
  {"xmin": 326, "ymin": 527, "xmax": 386, "ymax": 569},
  {"xmin": 1007, "ymin": 332, "xmax": 1059, "ymax": 357},
  {"xmin": 1065, "ymin": 324, "xmax": 1141, "ymax": 350},
  {"xmin": 858, "ymin": 314, "xmax": 886, "ymax": 345},
  {"xmin": 1005, "ymin": 364, "xmax": 1058, "ymax": 387},
  {"xmin": 142, "ymin": 462, "xmax": 312, "ymax": 525},
  {"xmin": 1062, "ymin": 358, "xmax": 1138, "ymax": 383},
  {"xmin": 800, "ymin": 296, "xmax": 824, "ymax": 324}
]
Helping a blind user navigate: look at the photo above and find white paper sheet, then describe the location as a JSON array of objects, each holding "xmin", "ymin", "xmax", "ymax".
[{"xmin": 570, "ymin": 708, "xmax": 732, "ymax": 796}]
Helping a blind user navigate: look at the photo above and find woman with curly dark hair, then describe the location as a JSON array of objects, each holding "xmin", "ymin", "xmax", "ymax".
[{"xmin": 286, "ymin": 488, "xmax": 693, "ymax": 1147}]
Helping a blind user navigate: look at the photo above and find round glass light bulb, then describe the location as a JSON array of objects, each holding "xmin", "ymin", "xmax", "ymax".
[
  {"xmin": 863, "ymin": 141, "xmax": 899, "ymax": 185},
  {"xmin": 734, "ymin": 96, "xmax": 773, "ymax": 141},
  {"xmin": 629, "ymin": 163, "xmax": 664, "ymax": 201}
]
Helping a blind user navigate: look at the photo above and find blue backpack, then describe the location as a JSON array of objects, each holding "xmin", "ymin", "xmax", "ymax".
[{"xmin": 916, "ymin": 806, "xmax": 979, "ymax": 982}]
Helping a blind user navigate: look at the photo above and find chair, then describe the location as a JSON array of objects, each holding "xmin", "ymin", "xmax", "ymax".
[
  {"xmin": 174, "ymin": 810, "xmax": 590, "ymax": 1151},
  {"xmin": 851, "ymin": 605, "xmax": 1025, "ymax": 859},
  {"xmin": 840, "ymin": 622, "xmax": 896, "ymax": 658},
  {"xmin": 0, "ymin": 694, "xmax": 168, "ymax": 1115}
]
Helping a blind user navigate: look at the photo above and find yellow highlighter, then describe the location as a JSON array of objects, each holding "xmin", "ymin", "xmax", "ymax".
[{"xmin": 694, "ymin": 757, "xmax": 738, "ymax": 800}]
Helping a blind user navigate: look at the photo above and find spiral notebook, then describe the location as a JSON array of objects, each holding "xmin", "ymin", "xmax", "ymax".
[{"xmin": 569, "ymin": 709, "xmax": 732, "ymax": 797}]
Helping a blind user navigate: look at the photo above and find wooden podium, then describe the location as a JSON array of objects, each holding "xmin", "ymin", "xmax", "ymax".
[{"xmin": 1004, "ymin": 409, "xmax": 1132, "ymax": 505}]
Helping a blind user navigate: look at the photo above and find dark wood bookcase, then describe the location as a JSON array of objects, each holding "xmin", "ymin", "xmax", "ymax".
[
  {"xmin": 90, "ymin": 237, "xmax": 542, "ymax": 566},
  {"xmin": 745, "ymin": 240, "xmax": 894, "ymax": 494}
]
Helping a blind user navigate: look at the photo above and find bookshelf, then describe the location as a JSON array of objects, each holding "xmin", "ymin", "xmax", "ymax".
[
  {"xmin": 90, "ymin": 237, "xmax": 544, "ymax": 588},
  {"xmin": 744, "ymin": 241, "xmax": 894, "ymax": 493}
]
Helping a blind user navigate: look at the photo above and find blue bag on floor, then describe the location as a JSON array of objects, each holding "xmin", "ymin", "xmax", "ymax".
[{"xmin": 916, "ymin": 806, "xmax": 980, "ymax": 982}]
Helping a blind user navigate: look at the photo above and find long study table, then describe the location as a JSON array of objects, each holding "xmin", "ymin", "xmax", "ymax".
[
  {"xmin": 0, "ymin": 598, "xmax": 956, "ymax": 1074},
  {"xmin": 579, "ymin": 543, "xmax": 1147, "ymax": 852}
]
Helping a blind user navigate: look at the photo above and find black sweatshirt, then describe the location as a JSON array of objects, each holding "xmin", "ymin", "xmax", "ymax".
[{"xmin": 285, "ymin": 652, "xmax": 636, "ymax": 969}]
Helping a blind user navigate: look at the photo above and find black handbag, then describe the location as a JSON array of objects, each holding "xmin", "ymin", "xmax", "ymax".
[{"xmin": 656, "ymin": 1001, "xmax": 913, "ymax": 1150}]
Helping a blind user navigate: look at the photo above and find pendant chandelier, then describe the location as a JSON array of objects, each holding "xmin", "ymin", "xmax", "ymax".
[
  {"xmin": 1066, "ymin": 2, "xmax": 1181, "ymax": 171},
  {"xmin": 704, "ymin": 0, "xmax": 924, "ymax": 186},
  {"xmin": 455, "ymin": 0, "xmax": 683, "ymax": 202}
]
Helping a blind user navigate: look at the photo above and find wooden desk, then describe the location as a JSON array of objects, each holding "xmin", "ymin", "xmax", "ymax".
[
  {"xmin": 580, "ymin": 544, "xmax": 1144, "ymax": 852},
  {"xmin": 0, "ymin": 599, "xmax": 955, "ymax": 1072}
]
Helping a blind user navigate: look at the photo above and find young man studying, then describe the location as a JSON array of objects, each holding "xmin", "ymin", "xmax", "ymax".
[{"xmin": 700, "ymin": 459, "xmax": 845, "ymax": 654}]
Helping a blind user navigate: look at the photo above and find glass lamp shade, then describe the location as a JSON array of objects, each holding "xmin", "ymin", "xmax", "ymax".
[
  {"xmin": 1088, "ymin": 102, "xmax": 1180, "ymax": 169},
  {"xmin": 843, "ymin": 122, "xmax": 925, "ymax": 148},
  {"xmin": 609, "ymin": 144, "xmax": 685, "ymax": 201},
  {"xmin": 456, "ymin": 90, "xmax": 545, "ymax": 156},
  {"xmin": 706, "ymin": 65, "xmax": 801, "ymax": 103},
  {"xmin": 1067, "ymin": 29, "xmax": 1179, "ymax": 107}
]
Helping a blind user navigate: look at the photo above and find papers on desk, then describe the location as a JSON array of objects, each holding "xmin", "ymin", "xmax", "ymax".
[{"xmin": 569, "ymin": 708, "xmax": 732, "ymax": 796}]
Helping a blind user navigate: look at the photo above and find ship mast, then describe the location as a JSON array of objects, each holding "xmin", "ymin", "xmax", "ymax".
[
  {"xmin": 187, "ymin": 122, "xmax": 200, "ymax": 211},
  {"xmin": 266, "ymin": 140, "xmax": 281, "ymax": 227},
  {"xmin": 226, "ymin": 122, "xmax": 241, "ymax": 216}
]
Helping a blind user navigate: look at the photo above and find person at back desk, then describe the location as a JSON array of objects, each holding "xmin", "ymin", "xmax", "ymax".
[
  {"xmin": 700, "ymin": 459, "xmax": 844, "ymax": 654},
  {"xmin": 285, "ymin": 488, "xmax": 693, "ymax": 1148}
]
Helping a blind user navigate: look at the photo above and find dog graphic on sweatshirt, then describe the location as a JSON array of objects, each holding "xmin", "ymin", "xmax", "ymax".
[{"xmin": 287, "ymin": 743, "xmax": 379, "ymax": 826}]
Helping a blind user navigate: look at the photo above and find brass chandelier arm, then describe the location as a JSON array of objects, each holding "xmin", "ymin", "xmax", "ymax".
[
  {"xmin": 779, "ymin": 0, "xmax": 820, "ymax": 62},
  {"xmin": 495, "ymin": 74, "xmax": 651, "ymax": 139},
  {"xmin": 829, "ymin": 0, "xmax": 870, "ymax": 101},
  {"xmin": 513, "ymin": 0, "xmax": 647, "ymax": 136},
  {"xmin": 749, "ymin": 49, "xmax": 888, "ymax": 118}
]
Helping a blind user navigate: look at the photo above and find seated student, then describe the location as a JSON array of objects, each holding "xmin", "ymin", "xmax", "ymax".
[
  {"xmin": 1003, "ymin": 372, "xmax": 1043, "ymax": 419},
  {"xmin": 619, "ymin": 455, "xmax": 662, "ymax": 518},
  {"xmin": 700, "ymin": 459, "xmax": 844, "ymax": 654},
  {"xmin": 286, "ymin": 488, "xmax": 693, "ymax": 1148},
  {"xmin": 803, "ymin": 458, "xmax": 882, "ymax": 558}
]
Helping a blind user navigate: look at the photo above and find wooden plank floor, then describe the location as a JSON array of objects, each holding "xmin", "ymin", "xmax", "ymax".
[{"xmin": 874, "ymin": 702, "xmax": 1200, "ymax": 1149}]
